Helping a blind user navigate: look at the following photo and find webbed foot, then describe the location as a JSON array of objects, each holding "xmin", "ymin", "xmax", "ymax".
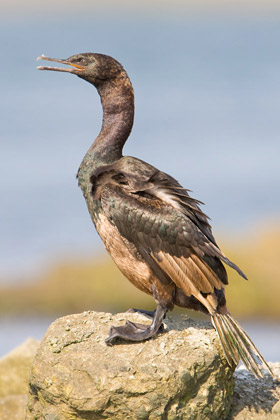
[{"xmin": 105, "ymin": 304, "xmax": 167, "ymax": 345}]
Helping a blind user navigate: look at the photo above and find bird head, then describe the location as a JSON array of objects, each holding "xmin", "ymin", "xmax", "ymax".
[{"xmin": 36, "ymin": 53, "xmax": 124, "ymax": 86}]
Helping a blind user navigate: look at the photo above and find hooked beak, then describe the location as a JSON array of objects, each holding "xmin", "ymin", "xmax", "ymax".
[{"xmin": 36, "ymin": 55, "xmax": 86, "ymax": 73}]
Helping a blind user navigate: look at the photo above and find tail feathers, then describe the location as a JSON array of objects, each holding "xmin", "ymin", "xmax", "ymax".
[{"xmin": 211, "ymin": 313, "xmax": 273, "ymax": 378}]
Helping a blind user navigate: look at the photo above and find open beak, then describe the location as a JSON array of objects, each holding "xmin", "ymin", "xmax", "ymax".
[{"xmin": 36, "ymin": 55, "xmax": 86, "ymax": 73}]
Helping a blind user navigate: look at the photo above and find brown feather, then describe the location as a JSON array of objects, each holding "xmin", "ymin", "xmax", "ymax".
[
  {"xmin": 151, "ymin": 251, "xmax": 216, "ymax": 314},
  {"xmin": 154, "ymin": 252, "xmax": 196, "ymax": 296},
  {"xmin": 173, "ymin": 256, "xmax": 214, "ymax": 293}
]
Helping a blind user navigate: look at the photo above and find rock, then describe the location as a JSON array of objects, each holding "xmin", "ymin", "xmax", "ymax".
[
  {"xmin": 26, "ymin": 311, "xmax": 234, "ymax": 420},
  {"xmin": 0, "ymin": 338, "xmax": 40, "ymax": 420},
  {"xmin": 228, "ymin": 363, "xmax": 280, "ymax": 420}
]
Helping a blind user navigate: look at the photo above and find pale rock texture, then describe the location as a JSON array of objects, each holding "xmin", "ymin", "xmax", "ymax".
[
  {"xmin": 26, "ymin": 311, "xmax": 234, "ymax": 420},
  {"xmin": 0, "ymin": 338, "xmax": 40, "ymax": 420}
]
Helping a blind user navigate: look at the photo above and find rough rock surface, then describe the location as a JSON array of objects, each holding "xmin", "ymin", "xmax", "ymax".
[
  {"xmin": 0, "ymin": 338, "xmax": 40, "ymax": 420},
  {"xmin": 26, "ymin": 311, "xmax": 234, "ymax": 420},
  {"xmin": 228, "ymin": 363, "xmax": 280, "ymax": 420}
]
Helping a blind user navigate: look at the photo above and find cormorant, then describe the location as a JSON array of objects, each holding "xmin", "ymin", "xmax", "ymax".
[{"xmin": 37, "ymin": 53, "xmax": 272, "ymax": 378}]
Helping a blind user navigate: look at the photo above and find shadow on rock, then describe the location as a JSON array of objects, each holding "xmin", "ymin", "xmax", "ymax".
[{"xmin": 227, "ymin": 364, "xmax": 280, "ymax": 420}]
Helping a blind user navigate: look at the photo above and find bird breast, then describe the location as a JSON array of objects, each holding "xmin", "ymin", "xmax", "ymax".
[{"xmin": 95, "ymin": 212, "xmax": 154, "ymax": 296}]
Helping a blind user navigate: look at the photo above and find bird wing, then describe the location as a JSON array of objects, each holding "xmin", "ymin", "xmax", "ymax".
[
  {"xmin": 92, "ymin": 155, "xmax": 246, "ymax": 276},
  {"xmin": 97, "ymin": 165, "xmax": 246, "ymax": 313},
  {"xmin": 93, "ymin": 156, "xmax": 221, "ymax": 245}
]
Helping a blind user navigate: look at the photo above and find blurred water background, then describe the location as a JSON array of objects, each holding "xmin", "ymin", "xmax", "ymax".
[{"xmin": 0, "ymin": 1, "xmax": 280, "ymax": 359}]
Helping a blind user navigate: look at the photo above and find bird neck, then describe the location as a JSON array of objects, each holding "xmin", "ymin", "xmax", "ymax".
[
  {"xmin": 77, "ymin": 71, "xmax": 134, "ymax": 200},
  {"xmin": 88, "ymin": 72, "xmax": 134, "ymax": 163}
]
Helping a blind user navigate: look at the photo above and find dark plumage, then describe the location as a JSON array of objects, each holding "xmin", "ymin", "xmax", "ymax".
[{"xmin": 37, "ymin": 52, "xmax": 272, "ymax": 378}]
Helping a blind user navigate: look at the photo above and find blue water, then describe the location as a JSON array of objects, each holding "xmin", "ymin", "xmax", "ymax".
[{"xmin": 1, "ymin": 13, "xmax": 280, "ymax": 281}]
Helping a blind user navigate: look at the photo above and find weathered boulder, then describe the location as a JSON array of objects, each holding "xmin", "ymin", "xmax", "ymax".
[
  {"xmin": 26, "ymin": 311, "xmax": 234, "ymax": 420},
  {"xmin": 0, "ymin": 338, "xmax": 40, "ymax": 420},
  {"xmin": 228, "ymin": 363, "xmax": 280, "ymax": 420}
]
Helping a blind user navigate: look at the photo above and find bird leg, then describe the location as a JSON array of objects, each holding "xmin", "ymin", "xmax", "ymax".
[
  {"xmin": 105, "ymin": 303, "xmax": 167, "ymax": 345},
  {"xmin": 126, "ymin": 308, "xmax": 165, "ymax": 333}
]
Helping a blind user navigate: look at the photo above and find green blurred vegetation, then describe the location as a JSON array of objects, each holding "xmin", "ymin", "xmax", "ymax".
[{"xmin": 1, "ymin": 224, "xmax": 279, "ymax": 319}]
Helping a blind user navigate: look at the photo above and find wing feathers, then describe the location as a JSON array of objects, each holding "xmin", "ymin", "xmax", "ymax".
[
  {"xmin": 151, "ymin": 251, "xmax": 219, "ymax": 314},
  {"xmin": 174, "ymin": 256, "xmax": 213, "ymax": 293},
  {"xmin": 153, "ymin": 252, "xmax": 196, "ymax": 296}
]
